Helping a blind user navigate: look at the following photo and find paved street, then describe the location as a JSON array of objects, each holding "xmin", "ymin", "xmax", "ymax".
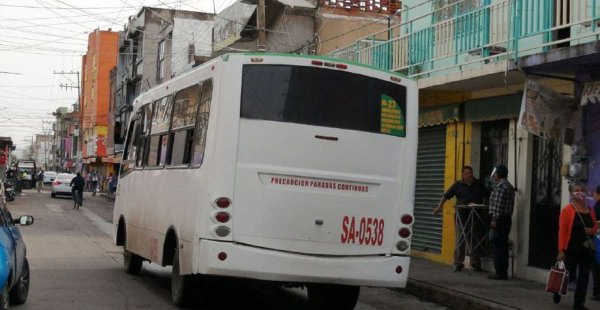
[{"xmin": 6, "ymin": 188, "xmax": 446, "ymax": 310}]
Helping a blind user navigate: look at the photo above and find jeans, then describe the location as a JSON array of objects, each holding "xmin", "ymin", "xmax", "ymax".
[{"xmin": 490, "ymin": 215, "xmax": 512, "ymax": 277}]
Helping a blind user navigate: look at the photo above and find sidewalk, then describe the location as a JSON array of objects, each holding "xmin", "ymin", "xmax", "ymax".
[{"xmin": 406, "ymin": 257, "xmax": 597, "ymax": 310}]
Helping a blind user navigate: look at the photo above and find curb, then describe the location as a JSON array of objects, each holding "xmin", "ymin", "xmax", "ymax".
[
  {"xmin": 99, "ymin": 193, "xmax": 115, "ymax": 201},
  {"xmin": 405, "ymin": 278, "xmax": 521, "ymax": 310}
]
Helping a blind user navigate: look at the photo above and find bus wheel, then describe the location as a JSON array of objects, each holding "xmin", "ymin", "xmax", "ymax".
[
  {"xmin": 171, "ymin": 246, "xmax": 193, "ymax": 307},
  {"xmin": 307, "ymin": 284, "xmax": 360, "ymax": 310},
  {"xmin": 123, "ymin": 241, "xmax": 143, "ymax": 275}
]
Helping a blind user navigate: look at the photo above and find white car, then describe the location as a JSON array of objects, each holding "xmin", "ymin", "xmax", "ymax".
[
  {"xmin": 43, "ymin": 171, "xmax": 57, "ymax": 184},
  {"xmin": 51, "ymin": 173, "xmax": 76, "ymax": 198}
]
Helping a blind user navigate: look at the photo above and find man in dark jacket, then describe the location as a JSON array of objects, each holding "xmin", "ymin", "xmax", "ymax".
[{"xmin": 70, "ymin": 172, "xmax": 85, "ymax": 206}]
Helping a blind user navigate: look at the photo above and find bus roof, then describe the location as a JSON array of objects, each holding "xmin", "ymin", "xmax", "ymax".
[{"xmin": 237, "ymin": 52, "xmax": 414, "ymax": 81}]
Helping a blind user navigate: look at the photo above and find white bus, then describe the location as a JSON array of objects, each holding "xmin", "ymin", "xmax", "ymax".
[{"xmin": 114, "ymin": 53, "xmax": 417, "ymax": 309}]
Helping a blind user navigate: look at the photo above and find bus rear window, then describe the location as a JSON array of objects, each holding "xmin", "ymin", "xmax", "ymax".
[{"xmin": 241, "ymin": 65, "xmax": 407, "ymax": 137}]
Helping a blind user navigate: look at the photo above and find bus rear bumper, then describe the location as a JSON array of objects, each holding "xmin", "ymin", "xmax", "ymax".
[{"xmin": 196, "ymin": 239, "xmax": 409, "ymax": 287}]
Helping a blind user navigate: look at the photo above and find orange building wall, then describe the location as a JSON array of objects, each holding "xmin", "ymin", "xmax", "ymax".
[{"xmin": 81, "ymin": 30, "xmax": 118, "ymax": 158}]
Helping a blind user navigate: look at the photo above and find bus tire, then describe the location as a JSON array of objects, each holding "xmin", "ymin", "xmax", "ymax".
[
  {"xmin": 171, "ymin": 246, "xmax": 193, "ymax": 307},
  {"xmin": 307, "ymin": 284, "xmax": 360, "ymax": 310},
  {"xmin": 123, "ymin": 238, "xmax": 143, "ymax": 275}
]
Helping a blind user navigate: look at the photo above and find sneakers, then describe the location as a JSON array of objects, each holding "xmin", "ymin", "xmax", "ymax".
[
  {"xmin": 487, "ymin": 274, "xmax": 508, "ymax": 280},
  {"xmin": 453, "ymin": 264, "xmax": 464, "ymax": 272}
]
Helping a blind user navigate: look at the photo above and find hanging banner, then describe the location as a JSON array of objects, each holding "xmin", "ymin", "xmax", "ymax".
[
  {"xmin": 581, "ymin": 81, "xmax": 600, "ymax": 106},
  {"xmin": 518, "ymin": 79, "xmax": 577, "ymax": 144}
]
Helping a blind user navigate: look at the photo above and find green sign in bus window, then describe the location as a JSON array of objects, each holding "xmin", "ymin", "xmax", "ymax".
[{"xmin": 380, "ymin": 94, "xmax": 405, "ymax": 137}]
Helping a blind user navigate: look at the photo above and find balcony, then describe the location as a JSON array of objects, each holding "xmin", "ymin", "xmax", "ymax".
[{"xmin": 330, "ymin": 0, "xmax": 600, "ymax": 85}]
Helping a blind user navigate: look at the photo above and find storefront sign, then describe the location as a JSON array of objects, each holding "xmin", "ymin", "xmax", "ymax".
[
  {"xmin": 581, "ymin": 81, "xmax": 600, "ymax": 106},
  {"xmin": 519, "ymin": 79, "xmax": 577, "ymax": 143}
]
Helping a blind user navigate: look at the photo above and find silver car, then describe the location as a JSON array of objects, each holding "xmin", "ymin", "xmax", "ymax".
[
  {"xmin": 51, "ymin": 173, "xmax": 76, "ymax": 198},
  {"xmin": 43, "ymin": 171, "xmax": 57, "ymax": 184}
]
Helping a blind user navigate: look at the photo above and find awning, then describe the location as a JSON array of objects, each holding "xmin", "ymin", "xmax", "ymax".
[
  {"xmin": 419, "ymin": 104, "xmax": 460, "ymax": 128},
  {"xmin": 464, "ymin": 93, "xmax": 522, "ymax": 122}
]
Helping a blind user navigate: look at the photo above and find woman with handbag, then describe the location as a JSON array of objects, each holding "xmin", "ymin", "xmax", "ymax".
[{"xmin": 557, "ymin": 182, "xmax": 598, "ymax": 310}]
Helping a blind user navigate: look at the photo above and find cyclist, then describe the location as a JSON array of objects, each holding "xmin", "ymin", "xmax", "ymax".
[
  {"xmin": 70, "ymin": 172, "xmax": 85, "ymax": 208},
  {"xmin": 36, "ymin": 170, "xmax": 44, "ymax": 193}
]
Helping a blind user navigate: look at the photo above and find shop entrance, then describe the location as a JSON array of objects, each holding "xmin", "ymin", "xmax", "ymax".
[
  {"xmin": 528, "ymin": 136, "xmax": 562, "ymax": 269},
  {"xmin": 480, "ymin": 120, "xmax": 510, "ymax": 184}
]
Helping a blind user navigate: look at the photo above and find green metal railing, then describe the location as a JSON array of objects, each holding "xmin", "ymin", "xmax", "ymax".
[{"xmin": 330, "ymin": 0, "xmax": 600, "ymax": 78}]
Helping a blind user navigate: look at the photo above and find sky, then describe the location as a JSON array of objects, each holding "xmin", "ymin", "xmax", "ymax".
[{"xmin": 0, "ymin": 0, "xmax": 236, "ymax": 157}]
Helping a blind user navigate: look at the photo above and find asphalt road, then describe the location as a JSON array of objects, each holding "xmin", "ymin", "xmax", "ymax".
[{"xmin": 5, "ymin": 188, "xmax": 447, "ymax": 310}]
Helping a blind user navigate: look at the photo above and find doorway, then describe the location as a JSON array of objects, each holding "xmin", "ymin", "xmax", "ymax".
[
  {"xmin": 480, "ymin": 120, "xmax": 509, "ymax": 186},
  {"xmin": 528, "ymin": 136, "xmax": 562, "ymax": 269}
]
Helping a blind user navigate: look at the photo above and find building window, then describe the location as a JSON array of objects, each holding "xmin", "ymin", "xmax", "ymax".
[
  {"xmin": 158, "ymin": 39, "xmax": 166, "ymax": 80},
  {"xmin": 188, "ymin": 44, "xmax": 195, "ymax": 64}
]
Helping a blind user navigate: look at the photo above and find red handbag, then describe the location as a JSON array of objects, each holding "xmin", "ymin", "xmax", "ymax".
[{"xmin": 546, "ymin": 261, "xmax": 569, "ymax": 296}]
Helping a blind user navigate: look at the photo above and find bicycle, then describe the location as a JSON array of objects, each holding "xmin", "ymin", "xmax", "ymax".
[{"xmin": 72, "ymin": 187, "xmax": 82, "ymax": 210}]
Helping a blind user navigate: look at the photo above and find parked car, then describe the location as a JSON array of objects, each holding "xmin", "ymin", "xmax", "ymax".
[
  {"xmin": 0, "ymin": 208, "xmax": 33, "ymax": 310},
  {"xmin": 42, "ymin": 172, "xmax": 57, "ymax": 185},
  {"xmin": 51, "ymin": 173, "xmax": 76, "ymax": 198}
]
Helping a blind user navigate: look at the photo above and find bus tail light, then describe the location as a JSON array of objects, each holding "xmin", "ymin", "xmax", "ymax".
[
  {"xmin": 218, "ymin": 252, "xmax": 227, "ymax": 261},
  {"xmin": 391, "ymin": 76, "xmax": 402, "ymax": 82},
  {"xmin": 311, "ymin": 60, "xmax": 323, "ymax": 66},
  {"xmin": 215, "ymin": 212, "xmax": 231, "ymax": 223},
  {"xmin": 214, "ymin": 226, "xmax": 231, "ymax": 237},
  {"xmin": 215, "ymin": 197, "xmax": 231, "ymax": 208},
  {"xmin": 335, "ymin": 64, "xmax": 348, "ymax": 69},
  {"xmin": 251, "ymin": 57, "xmax": 263, "ymax": 63},
  {"xmin": 396, "ymin": 241, "xmax": 409, "ymax": 252},
  {"xmin": 401, "ymin": 214, "xmax": 414, "ymax": 225},
  {"xmin": 398, "ymin": 228, "xmax": 411, "ymax": 238}
]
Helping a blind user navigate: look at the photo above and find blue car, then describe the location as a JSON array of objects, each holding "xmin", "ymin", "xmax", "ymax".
[{"xmin": 0, "ymin": 206, "xmax": 33, "ymax": 310}]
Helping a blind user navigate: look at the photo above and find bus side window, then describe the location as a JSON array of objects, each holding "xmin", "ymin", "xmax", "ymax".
[
  {"xmin": 193, "ymin": 79, "xmax": 212, "ymax": 168},
  {"xmin": 148, "ymin": 96, "xmax": 173, "ymax": 168},
  {"xmin": 121, "ymin": 119, "xmax": 138, "ymax": 175},
  {"xmin": 136, "ymin": 103, "xmax": 154, "ymax": 168},
  {"xmin": 170, "ymin": 84, "xmax": 200, "ymax": 167}
]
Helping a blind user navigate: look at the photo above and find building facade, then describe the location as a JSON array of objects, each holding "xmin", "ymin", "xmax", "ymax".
[
  {"xmin": 33, "ymin": 134, "xmax": 53, "ymax": 170},
  {"xmin": 213, "ymin": 0, "xmax": 401, "ymax": 56},
  {"xmin": 81, "ymin": 29, "xmax": 119, "ymax": 176},
  {"xmin": 332, "ymin": 0, "xmax": 600, "ymax": 283},
  {"xmin": 112, "ymin": 7, "xmax": 214, "ymax": 163}
]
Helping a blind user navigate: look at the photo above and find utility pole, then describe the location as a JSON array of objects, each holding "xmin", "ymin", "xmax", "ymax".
[
  {"xmin": 257, "ymin": 0, "xmax": 267, "ymax": 52},
  {"xmin": 54, "ymin": 70, "xmax": 81, "ymax": 164}
]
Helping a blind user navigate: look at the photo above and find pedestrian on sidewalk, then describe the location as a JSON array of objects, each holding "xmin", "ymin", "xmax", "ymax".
[
  {"xmin": 557, "ymin": 182, "xmax": 598, "ymax": 310},
  {"xmin": 487, "ymin": 165, "xmax": 515, "ymax": 280},
  {"xmin": 433, "ymin": 166, "xmax": 488, "ymax": 272},
  {"xmin": 591, "ymin": 185, "xmax": 600, "ymax": 302},
  {"xmin": 91, "ymin": 171, "xmax": 98, "ymax": 196}
]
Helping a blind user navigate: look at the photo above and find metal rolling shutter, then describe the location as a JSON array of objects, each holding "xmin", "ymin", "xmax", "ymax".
[{"xmin": 412, "ymin": 125, "xmax": 446, "ymax": 253}]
